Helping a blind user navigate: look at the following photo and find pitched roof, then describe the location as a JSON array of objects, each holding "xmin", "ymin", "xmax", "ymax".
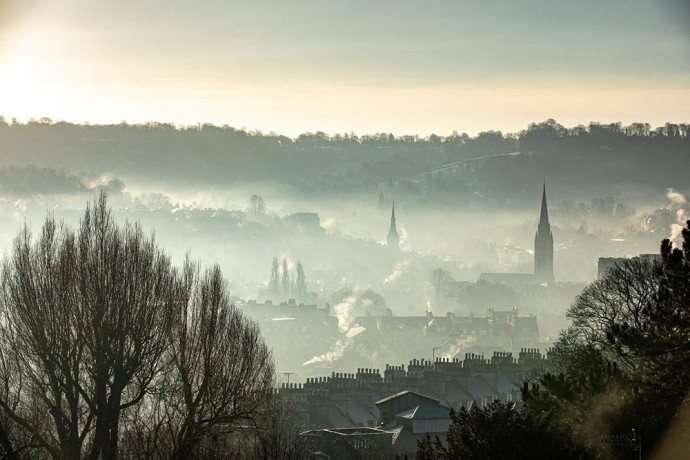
[
  {"xmin": 478, "ymin": 272, "xmax": 536, "ymax": 285},
  {"xmin": 301, "ymin": 427, "xmax": 389, "ymax": 437},
  {"xmin": 444, "ymin": 381, "xmax": 473, "ymax": 402},
  {"xmin": 395, "ymin": 404, "xmax": 451, "ymax": 421},
  {"xmin": 470, "ymin": 375, "xmax": 497, "ymax": 397},
  {"xmin": 375, "ymin": 390, "xmax": 440, "ymax": 406},
  {"xmin": 328, "ymin": 405, "xmax": 352, "ymax": 428}
]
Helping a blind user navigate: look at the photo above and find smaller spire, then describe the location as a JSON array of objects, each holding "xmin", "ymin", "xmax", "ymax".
[
  {"xmin": 388, "ymin": 202, "xmax": 399, "ymax": 238},
  {"xmin": 387, "ymin": 202, "xmax": 400, "ymax": 250}
]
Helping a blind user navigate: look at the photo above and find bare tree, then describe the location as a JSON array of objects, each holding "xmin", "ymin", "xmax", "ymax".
[
  {"xmin": 0, "ymin": 194, "xmax": 277, "ymax": 460},
  {"xmin": 126, "ymin": 258, "xmax": 275, "ymax": 459},
  {"xmin": 0, "ymin": 193, "xmax": 177, "ymax": 460},
  {"xmin": 253, "ymin": 397, "xmax": 307, "ymax": 460},
  {"xmin": 566, "ymin": 256, "xmax": 662, "ymax": 370},
  {"xmin": 248, "ymin": 194, "xmax": 266, "ymax": 214}
]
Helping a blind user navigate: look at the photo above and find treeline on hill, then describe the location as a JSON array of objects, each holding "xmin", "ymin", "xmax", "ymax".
[
  {"xmin": 0, "ymin": 117, "xmax": 687, "ymax": 202},
  {"xmin": 416, "ymin": 222, "xmax": 690, "ymax": 459}
]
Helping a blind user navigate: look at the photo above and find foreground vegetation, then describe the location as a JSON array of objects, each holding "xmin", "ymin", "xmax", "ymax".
[
  {"xmin": 417, "ymin": 222, "xmax": 690, "ymax": 459},
  {"xmin": 0, "ymin": 194, "xmax": 285, "ymax": 459}
]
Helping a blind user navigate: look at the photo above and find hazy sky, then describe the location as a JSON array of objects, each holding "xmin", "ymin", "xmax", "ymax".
[{"xmin": 0, "ymin": 0, "xmax": 688, "ymax": 136}]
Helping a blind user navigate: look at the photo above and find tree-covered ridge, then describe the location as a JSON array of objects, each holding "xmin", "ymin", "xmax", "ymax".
[{"xmin": 0, "ymin": 118, "xmax": 687, "ymax": 201}]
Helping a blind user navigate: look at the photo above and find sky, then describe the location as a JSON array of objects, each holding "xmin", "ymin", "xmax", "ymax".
[{"xmin": 0, "ymin": 0, "xmax": 688, "ymax": 136}]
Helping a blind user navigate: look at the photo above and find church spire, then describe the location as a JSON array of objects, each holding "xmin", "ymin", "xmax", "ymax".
[
  {"xmin": 387, "ymin": 202, "xmax": 400, "ymax": 250},
  {"xmin": 539, "ymin": 180, "xmax": 550, "ymax": 229},
  {"xmin": 534, "ymin": 182, "xmax": 554, "ymax": 283}
]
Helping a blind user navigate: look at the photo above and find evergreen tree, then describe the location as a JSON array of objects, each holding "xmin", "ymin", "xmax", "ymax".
[
  {"xmin": 281, "ymin": 258, "xmax": 289, "ymax": 300},
  {"xmin": 269, "ymin": 257, "xmax": 279, "ymax": 299},
  {"xmin": 296, "ymin": 260, "xmax": 307, "ymax": 303}
]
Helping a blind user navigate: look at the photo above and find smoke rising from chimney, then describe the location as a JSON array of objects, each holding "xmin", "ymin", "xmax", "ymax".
[
  {"xmin": 303, "ymin": 338, "xmax": 351, "ymax": 366},
  {"xmin": 667, "ymin": 188, "xmax": 688, "ymax": 242},
  {"xmin": 383, "ymin": 261, "xmax": 409, "ymax": 285},
  {"xmin": 333, "ymin": 294, "xmax": 373, "ymax": 332}
]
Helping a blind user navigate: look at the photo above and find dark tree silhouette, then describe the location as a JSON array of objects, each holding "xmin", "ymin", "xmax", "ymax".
[
  {"xmin": 566, "ymin": 256, "xmax": 662, "ymax": 370},
  {"xmin": 0, "ymin": 193, "xmax": 177, "ymax": 460},
  {"xmin": 248, "ymin": 194, "xmax": 266, "ymax": 214},
  {"xmin": 165, "ymin": 260, "xmax": 274, "ymax": 459},
  {"xmin": 295, "ymin": 260, "xmax": 307, "ymax": 303},
  {"xmin": 0, "ymin": 194, "xmax": 276, "ymax": 460},
  {"xmin": 281, "ymin": 258, "xmax": 290, "ymax": 299},
  {"xmin": 269, "ymin": 256, "xmax": 280, "ymax": 298}
]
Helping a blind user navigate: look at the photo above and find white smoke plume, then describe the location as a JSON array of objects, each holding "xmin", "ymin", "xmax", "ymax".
[
  {"xmin": 439, "ymin": 335, "xmax": 478, "ymax": 360},
  {"xmin": 321, "ymin": 217, "xmax": 336, "ymax": 231},
  {"xmin": 399, "ymin": 224, "xmax": 409, "ymax": 247},
  {"xmin": 667, "ymin": 188, "xmax": 688, "ymax": 242},
  {"xmin": 383, "ymin": 261, "xmax": 410, "ymax": 285},
  {"xmin": 667, "ymin": 188, "xmax": 687, "ymax": 206},
  {"xmin": 306, "ymin": 292, "xmax": 375, "ymax": 366},
  {"xmin": 303, "ymin": 338, "xmax": 351, "ymax": 366},
  {"xmin": 13, "ymin": 199, "xmax": 26, "ymax": 220},
  {"xmin": 333, "ymin": 294, "xmax": 373, "ymax": 332},
  {"xmin": 88, "ymin": 175, "xmax": 126, "ymax": 194}
]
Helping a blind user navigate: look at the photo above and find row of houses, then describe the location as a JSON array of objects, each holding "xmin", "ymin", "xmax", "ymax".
[
  {"xmin": 281, "ymin": 349, "xmax": 550, "ymax": 458},
  {"xmin": 238, "ymin": 299, "xmax": 542, "ymax": 375}
]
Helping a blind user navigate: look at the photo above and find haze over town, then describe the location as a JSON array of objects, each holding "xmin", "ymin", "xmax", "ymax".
[{"xmin": 0, "ymin": 1, "xmax": 688, "ymax": 459}]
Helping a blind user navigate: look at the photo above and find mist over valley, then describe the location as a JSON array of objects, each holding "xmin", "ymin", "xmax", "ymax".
[{"xmin": 0, "ymin": 119, "xmax": 686, "ymax": 379}]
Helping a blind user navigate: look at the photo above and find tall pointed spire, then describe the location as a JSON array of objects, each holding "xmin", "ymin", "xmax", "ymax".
[
  {"xmin": 387, "ymin": 202, "xmax": 400, "ymax": 250},
  {"xmin": 539, "ymin": 180, "xmax": 550, "ymax": 229},
  {"xmin": 534, "ymin": 182, "xmax": 554, "ymax": 283}
]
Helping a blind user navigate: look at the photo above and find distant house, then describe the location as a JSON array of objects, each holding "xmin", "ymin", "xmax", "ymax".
[
  {"xmin": 367, "ymin": 390, "xmax": 452, "ymax": 459},
  {"xmin": 376, "ymin": 390, "xmax": 440, "ymax": 426},
  {"xmin": 372, "ymin": 390, "xmax": 452, "ymax": 459},
  {"xmin": 478, "ymin": 272, "xmax": 537, "ymax": 285},
  {"xmin": 385, "ymin": 404, "xmax": 452, "ymax": 458},
  {"xmin": 282, "ymin": 212, "xmax": 325, "ymax": 235},
  {"xmin": 238, "ymin": 300, "xmax": 338, "ymax": 371},
  {"xmin": 280, "ymin": 349, "xmax": 548, "ymax": 431},
  {"xmin": 597, "ymin": 253, "xmax": 660, "ymax": 279},
  {"xmin": 351, "ymin": 307, "xmax": 541, "ymax": 361}
]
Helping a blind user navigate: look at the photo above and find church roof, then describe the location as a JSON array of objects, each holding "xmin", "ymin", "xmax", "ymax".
[{"xmin": 478, "ymin": 273, "xmax": 537, "ymax": 285}]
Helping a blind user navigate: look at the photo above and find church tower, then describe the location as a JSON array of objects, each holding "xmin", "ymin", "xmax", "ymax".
[
  {"xmin": 534, "ymin": 183, "xmax": 554, "ymax": 283},
  {"xmin": 387, "ymin": 203, "xmax": 400, "ymax": 250}
]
